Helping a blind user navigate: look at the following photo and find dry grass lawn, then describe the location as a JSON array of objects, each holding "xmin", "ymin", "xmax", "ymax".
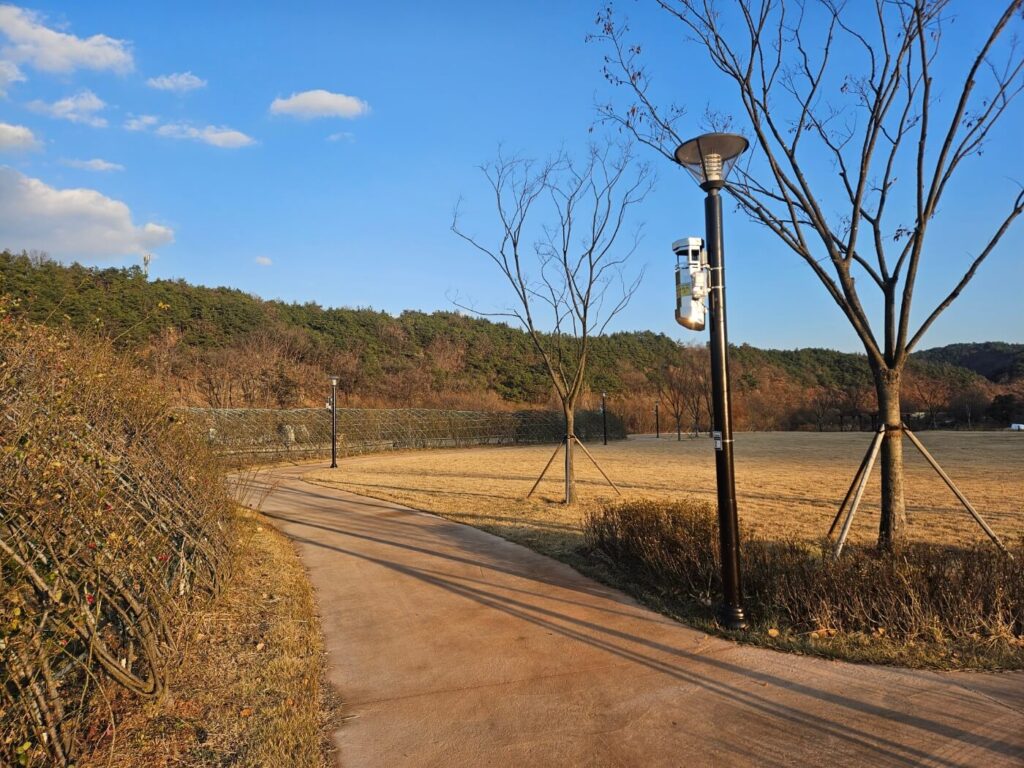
[{"xmin": 305, "ymin": 432, "xmax": 1024, "ymax": 559}]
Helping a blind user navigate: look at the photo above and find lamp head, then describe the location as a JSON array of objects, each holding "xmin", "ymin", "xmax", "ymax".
[
  {"xmin": 328, "ymin": 375, "xmax": 340, "ymax": 387},
  {"xmin": 674, "ymin": 133, "xmax": 748, "ymax": 191}
]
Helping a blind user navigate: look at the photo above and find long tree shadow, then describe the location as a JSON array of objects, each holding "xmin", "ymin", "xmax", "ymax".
[
  {"xmin": 257, "ymin": 471, "xmax": 1024, "ymax": 764},
  {"xmin": 285, "ymin": 529, "xmax": 1022, "ymax": 766},
  {"xmin": 259, "ymin": 508, "xmax": 646, "ymax": 618}
]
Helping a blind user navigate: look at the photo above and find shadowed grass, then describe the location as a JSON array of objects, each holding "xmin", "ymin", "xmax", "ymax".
[{"xmin": 584, "ymin": 500, "xmax": 1024, "ymax": 670}]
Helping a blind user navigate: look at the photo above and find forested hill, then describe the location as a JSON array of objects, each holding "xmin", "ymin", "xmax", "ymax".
[
  {"xmin": 1, "ymin": 250, "xmax": 1014, "ymax": 430},
  {"xmin": 915, "ymin": 342, "xmax": 1024, "ymax": 384}
]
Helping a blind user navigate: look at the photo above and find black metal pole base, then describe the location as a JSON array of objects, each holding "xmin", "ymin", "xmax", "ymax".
[{"xmin": 717, "ymin": 604, "xmax": 748, "ymax": 631}]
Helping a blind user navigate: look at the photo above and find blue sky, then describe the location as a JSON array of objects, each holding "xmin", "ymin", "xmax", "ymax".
[{"xmin": 0, "ymin": 1, "xmax": 1021, "ymax": 352}]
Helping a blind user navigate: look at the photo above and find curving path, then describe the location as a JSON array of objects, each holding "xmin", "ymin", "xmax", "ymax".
[{"xmin": 245, "ymin": 463, "xmax": 1024, "ymax": 767}]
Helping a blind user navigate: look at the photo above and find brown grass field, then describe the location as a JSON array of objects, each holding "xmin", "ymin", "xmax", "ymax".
[{"xmin": 306, "ymin": 431, "xmax": 1024, "ymax": 560}]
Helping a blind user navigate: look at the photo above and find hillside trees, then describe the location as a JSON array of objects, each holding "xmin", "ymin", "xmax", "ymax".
[
  {"xmin": 0, "ymin": 250, "xmax": 1009, "ymax": 428},
  {"xmin": 595, "ymin": 0, "xmax": 1024, "ymax": 546},
  {"xmin": 452, "ymin": 142, "xmax": 652, "ymax": 502}
]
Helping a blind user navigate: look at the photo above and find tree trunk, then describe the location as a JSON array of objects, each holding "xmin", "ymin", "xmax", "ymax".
[
  {"xmin": 874, "ymin": 367, "xmax": 907, "ymax": 549},
  {"xmin": 564, "ymin": 405, "xmax": 575, "ymax": 505}
]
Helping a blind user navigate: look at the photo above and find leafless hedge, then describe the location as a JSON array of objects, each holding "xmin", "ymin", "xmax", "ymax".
[{"xmin": 1, "ymin": 316, "xmax": 234, "ymax": 766}]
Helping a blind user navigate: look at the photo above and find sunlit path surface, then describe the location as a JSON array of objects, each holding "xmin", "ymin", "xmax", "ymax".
[{"xmin": 244, "ymin": 463, "xmax": 1024, "ymax": 768}]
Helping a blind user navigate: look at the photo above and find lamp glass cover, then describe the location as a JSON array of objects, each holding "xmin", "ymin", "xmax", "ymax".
[{"xmin": 674, "ymin": 133, "xmax": 748, "ymax": 187}]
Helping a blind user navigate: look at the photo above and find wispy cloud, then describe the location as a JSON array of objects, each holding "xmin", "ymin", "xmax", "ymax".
[
  {"xmin": 155, "ymin": 121, "xmax": 255, "ymax": 148},
  {"xmin": 0, "ymin": 120, "xmax": 39, "ymax": 150},
  {"xmin": 146, "ymin": 71, "xmax": 206, "ymax": 93},
  {"xmin": 124, "ymin": 114, "xmax": 158, "ymax": 131},
  {"xmin": 255, "ymin": 255, "xmax": 272, "ymax": 266},
  {"xmin": 62, "ymin": 157, "xmax": 124, "ymax": 172},
  {"xmin": 0, "ymin": 5, "xmax": 132, "ymax": 74},
  {"xmin": 0, "ymin": 166, "xmax": 172, "ymax": 260},
  {"xmin": 123, "ymin": 113, "xmax": 255, "ymax": 149},
  {"xmin": 0, "ymin": 59, "xmax": 24, "ymax": 96},
  {"xmin": 270, "ymin": 89, "xmax": 369, "ymax": 119},
  {"xmin": 327, "ymin": 131, "xmax": 355, "ymax": 143},
  {"xmin": 29, "ymin": 90, "xmax": 107, "ymax": 127}
]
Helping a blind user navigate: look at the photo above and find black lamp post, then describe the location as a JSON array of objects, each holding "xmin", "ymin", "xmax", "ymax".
[
  {"xmin": 328, "ymin": 374, "xmax": 340, "ymax": 469},
  {"xmin": 674, "ymin": 132, "xmax": 749, "ymax": 631},
  {"xmin": 655, "ymin": 402, "xmax": 660, "ymax": 439},
  {"xmin": 602, "ymin": 392, "xmax": 608, "ymax": 446}
]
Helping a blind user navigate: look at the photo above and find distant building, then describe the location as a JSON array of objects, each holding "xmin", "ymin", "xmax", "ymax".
[{"xmin": 1011, "ymin": 424, "xmax": 1024, "ymax": 431}]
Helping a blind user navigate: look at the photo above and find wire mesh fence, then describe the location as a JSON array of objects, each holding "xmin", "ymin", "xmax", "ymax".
[{"xmin": 182, "ymin": 406, "xmax": 626, "ymax": 463}]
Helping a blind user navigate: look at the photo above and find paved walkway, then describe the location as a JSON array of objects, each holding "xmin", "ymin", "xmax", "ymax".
[{"xmin": 249, "ymin": 464, "xmax": 1024, "ymax": 767}]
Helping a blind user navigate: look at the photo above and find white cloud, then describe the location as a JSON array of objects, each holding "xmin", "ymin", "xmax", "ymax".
[
  {"xmin": 270, "ymin": 89, "xmax": 369, "ymax": 119},
  {"xmin": 0, "ymin": 59, "xmax": 24, "ymax": 95},
  {"xmin": 146, "ymin": 71, "xmax": 206, "ymax": 93},
  {"xmin": 62, "ymin": 157, "xmax": 124, "ymax": 172},
  {"xmin": 155, "ymin": 121, "xmax": 255, "ymax": 148},
  {"xmin": 0, "ymin": 5, "xmax": 132, "ymax": 74},
  {"xmin": 327, "ymin": 131, "xmax": 355, "ymax": 143},
  {"xmin": 123, "ymin": 114, "xmax": 255, "ymax": 149},
  {"xmin": 124, "ymin": 113, "xmax": 158, "ymax": 131},
  {"xmin": 29, "ymin": 89, "xmax": 107, "ymax": 127},
  {"xmin": 0, "ymin": 166, "xmax": 173, "ymax": 260},
  {"xmin": 0, "ymin": 121, "xmax": 38, "ymax": 150},
  {"xmin": 255, "ymin": 255, "xmax": 272, "ymax": 266}
]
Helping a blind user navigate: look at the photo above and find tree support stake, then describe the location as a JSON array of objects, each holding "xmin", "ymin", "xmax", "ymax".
[
  {"xmin": 526, "ymin": 435, "xmax": 621, "ymax": 499},
  {"xmin": 829, "ymin": 425, "xmax": 1011, "ymax": 557}
]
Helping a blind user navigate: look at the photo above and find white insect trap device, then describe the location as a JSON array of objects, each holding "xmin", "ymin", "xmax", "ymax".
[{"xmin": 673, "ymin": 237, "xmax": 708, "ymax": 331}]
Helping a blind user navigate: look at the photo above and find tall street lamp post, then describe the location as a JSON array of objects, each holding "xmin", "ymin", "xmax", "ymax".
[
  {"xmin": 674, "ymin": 132, "xmax": 749, "ymax": 631},
  {"xmin": 328, "ymin": 374, "xmax": 340, "ymax": 469},
  {"xmin": 602, "ymin": 392, "xmax": 608, "ymax": 446},
  {"xmin": 655, "ymin": 402, "xmax": 660, "ymax": 439}
]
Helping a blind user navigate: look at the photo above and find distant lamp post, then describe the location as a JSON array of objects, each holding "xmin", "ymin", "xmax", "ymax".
[
  {"xmin": 328, "ymin": 375, "xmax": 340, "ymax": 469},
  {"xmin": 655, "ymin": 402, "xmax": 660, "ymax": 439},
  {"xmin": 602, "ymin": 392, "xmax": 608, "ymax": 446},
  {"xmin": 674, "ymin": 132, "xmax": 749, "ymax": 631}
]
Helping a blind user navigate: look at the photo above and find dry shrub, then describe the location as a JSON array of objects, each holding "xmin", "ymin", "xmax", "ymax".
[
  {"xmin": 1, "ymin": 312, "xmax": 234, "ymax": 766},
  {"xmin": 585, "ymin": 499, "xmax": 1024, "ymax": 667}
]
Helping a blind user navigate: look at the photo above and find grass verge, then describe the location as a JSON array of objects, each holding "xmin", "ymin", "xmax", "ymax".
[
  {"xmin": 585, "ymin": 500, "xmax": 1024, "ymax": 670},
  {"xmin": 79, "ymin": 507, "xmax": 336, "ymax": 767}
]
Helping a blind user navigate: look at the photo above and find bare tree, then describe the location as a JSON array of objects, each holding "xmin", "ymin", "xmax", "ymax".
[
  {"xmin": 594, "ymin": 0, "xmax": 1024, "ymax": 546},
  {"xmin": 949, "ymin": 383, "xmax": 990, "ymax": 428},
  {"xmin": 452, "ymin": 142, "xmax": 652, "ymax": 503},
  {"xmin": 809, "ymin": 385, "xmax": 841, "ymax": 432},
  {"xmin": 658, "ymin": 343, "xmax": 712, "ymax": 437},
  {"xmin": 839, "ymin": 381, "xmax": 876, "ymax": 431},
  {"xmin": 656, "ymin": 364, "xmax": 687, "ymax": 439}
]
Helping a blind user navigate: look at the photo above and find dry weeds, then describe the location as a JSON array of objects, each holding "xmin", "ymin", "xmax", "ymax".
[{"xmin": 78, "ymin": 507, "xmax": 335, "ymax": 768}]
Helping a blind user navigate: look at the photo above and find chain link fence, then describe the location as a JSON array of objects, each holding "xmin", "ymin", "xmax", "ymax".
[{"xmin": 182, "ymin": 406, "xmax": 626, "ymax": 462}]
